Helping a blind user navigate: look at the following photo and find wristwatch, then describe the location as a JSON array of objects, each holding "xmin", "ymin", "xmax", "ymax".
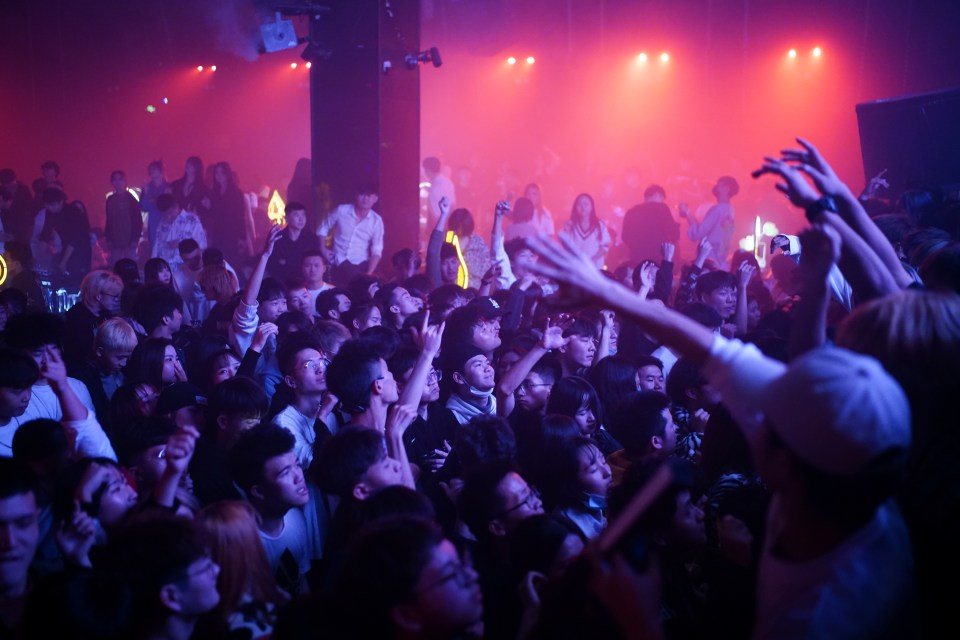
[{"xmin": 804, "ymin": 195, "xmax": 837, "ymax": 222}]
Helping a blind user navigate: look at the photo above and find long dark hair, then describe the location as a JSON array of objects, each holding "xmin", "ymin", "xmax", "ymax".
[
  {"xmin": 127, "ymin": 337, "xmax": 174, "ymax": 389},
  {"xmin": 569, "ymin": 193, "xmax": 600, "ymax": 235}
]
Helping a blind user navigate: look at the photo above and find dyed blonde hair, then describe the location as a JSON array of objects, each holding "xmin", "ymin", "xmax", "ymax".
[
  {"xmin": 94, "ymin": 317, "xmax": 138, "ymax": 352},
  {"xmin": 79, "ymin": 270, "xmax": 123, "ymax": 305}
]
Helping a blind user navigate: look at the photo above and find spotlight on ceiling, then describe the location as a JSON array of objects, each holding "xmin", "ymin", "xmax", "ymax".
[
  {"xmin": 507, "ymin": 57, "xmax": 517, "ymax": 65},
  {"xmin": 260, "ymin": 12, "xmax": 299, "ymax": 54},
  {"xmin": 660, "ymin": 52, "xmax": 670, "ymax": 62},
  {"xmin": 788, "ymin": 49, "xmax": 797, "ymax": 59},
  {"xmin": 812, "ymin": 46, "xmax": 822, "ymax": 57}
]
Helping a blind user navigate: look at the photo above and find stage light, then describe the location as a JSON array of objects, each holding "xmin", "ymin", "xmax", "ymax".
[
  {"xmin": 660, "ymin": 52, "xmax": 670, "ymax": 62},
  {"xmin": 290, "ymin": 62, "xmax": 298, "ymax": 69},
  {"xmin": 210, "ymin": 65, "xmax": 217, "ymax": 72},
  {"xmin": 145, "ymin": 105, "xmax": 156, "ymax": 114},
  {"xmin": 507, "ymin": 56, "xmax": 516, "ymax": 65},
  {"xmin": 162, "ymin": 97, "xmax": 169, "ymax": 104},
  {"xmin": 526, "ymin": 56, "xmax": 535, "ymax": 64},
  {"xmin": 637, "ymin": 53, "xmax": 648, "ymax": 63},
  {"xmin": 788, "ymin": 49, "xmax": 797, "ymax": 59},
  {"xmin": 812, "ymin": 46, "xmax": 822, "ymax": 57},
  {"xmin": 305, "ymin": 61, "xmax": 312, "ymax": 69},
  {"xmin": 197, "ymin": 65, "xmax": 204, "ymax": 72}
]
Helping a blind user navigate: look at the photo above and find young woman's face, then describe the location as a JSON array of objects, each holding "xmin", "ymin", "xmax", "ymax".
[
  {"xmin": 577, "ymin": 444, "xmax": 612, "ymax": 497},
  {"xmin": 157, "ymin": 267, "xmax": 172, "ymax": 285},
  {"xmin": 573, "ymin": 401, "xmax": 597, "ymax": 436},
  {"xmin": 212, "ymin": 355, "xmax": 240, "ymax": 386},
  {"xmin": 575, "ymin": 195, "xmax": 593, "ymax": 219},
  {"xmin": 161, "ymin": 345, "xmax": 180, "ymax": 384}
]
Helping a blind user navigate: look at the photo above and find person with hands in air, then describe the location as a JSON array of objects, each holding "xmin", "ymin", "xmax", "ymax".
[
  {"xmin": 674, "ymin": 237, "xmax": 715, "ymax": 310},
  {"xmin": 426, "ymin": 196, "xmax": 459, "ymax": 288},
  {"xmin": 230, "ymin": 224, "xmax": 286, "ymax": 402},
  {"xmin": 525, "ymin": 208, "xmax": 919, "ymax": 639},
  {"xmin": 496, "ymin": 320, "xmax": 564, "ymax": 420}
]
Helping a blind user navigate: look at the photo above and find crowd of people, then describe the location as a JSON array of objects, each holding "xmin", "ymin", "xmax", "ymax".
[{"xmin": 0, "ymin": 137, "xmax": 957, "ymax": 639}]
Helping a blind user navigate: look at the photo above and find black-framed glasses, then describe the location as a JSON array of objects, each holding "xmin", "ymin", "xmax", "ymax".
[
  {"xmin": 416, "ymin": 560, "xmax": 475, "ymax": 593},
  {"xmin": 517, "ymin": 381, "xmax": 551, "ymax": 394},
  {"xmin": 493, "ymin": 486, "xmax": 541, "ymax": 519}
]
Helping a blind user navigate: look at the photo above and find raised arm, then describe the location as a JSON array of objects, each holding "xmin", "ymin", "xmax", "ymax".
[
  {"xmin": 525, "ymin": 235, "xmax": 716, "ymax": 367},
  {"xmin": 789, "ymin": 224, "xmax": 841, "ymax": 359},
  {"xmin": 398, "ymin": 313, "xmax": 444, "ymax": 409},
  {"xmin": 779, "ymin": 138, "xmax": 912, "ymax": 289},
  {"xmin": 426, "ymin": 196, "xmax": 452, "ymax": 286},
  {"xmin": 733, "ymin": 262, "xmax": 756, "ymax": 336},
  {"xmin": 496, "ymin": 323, "xmax": 565, "ymax": 416}
]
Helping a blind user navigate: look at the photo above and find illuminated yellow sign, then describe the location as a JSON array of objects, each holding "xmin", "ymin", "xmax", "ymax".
[
  {"xmin": 267, "ymin": 190, "xmax": 286, "ymax": 226},
  {"xmin": 444, "ymin": 230, "xmax": 469, "ymax": 288},
  {"xmin": 0, "ymin": 254, "xmax": 7, "ymax": 286}
]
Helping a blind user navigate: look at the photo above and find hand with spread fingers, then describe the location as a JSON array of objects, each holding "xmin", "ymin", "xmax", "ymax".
[{"xmin": 525, "ymin": 234, "xmax": 609, "ymax": 299}]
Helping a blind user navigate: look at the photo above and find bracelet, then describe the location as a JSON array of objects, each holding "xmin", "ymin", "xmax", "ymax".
[{"xmin": 804, "ymin": 195, "xmax": 837, "ymax": 222}]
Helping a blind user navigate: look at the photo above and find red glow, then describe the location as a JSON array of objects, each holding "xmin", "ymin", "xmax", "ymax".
[
  {"xmin": 788, "ymin": 49, "xmax": 797, "ymax": 59},
  {"xmin": 196, "ymin": 65, "xmax": 203, "ymax": 72},
  {"xmin": 210, "ymin": 65, "xmax": 217, "ymax": 72},
  {"xmin": 637, "ymin": 53, "xmax": 648, "ymax": 63},
  {"xmin": 305, "ymin": 61, "xmax": 312, "ymax": 69},
  {"xmin": 660, "ymin": 52, "xmax": 670, "ymax": 62},
  {"xmin": 813, "ymin": 46, "xmax": 822, "ymax": 57},
  {"xmin": 526, "ymin": 56, "xmax": 535, "ymax": 65},
  {"xmin": 290, "ymin": 62, "xmax": 298, "ymax": 69},
  {"xmin": 507, "ymin": 57, "xmax": 517, "ymax": 65}
]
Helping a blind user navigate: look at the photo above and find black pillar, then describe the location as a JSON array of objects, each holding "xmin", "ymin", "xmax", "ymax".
[{"xmin": 308, "ymin": 0, "xmax": 421, "ymax": 266}]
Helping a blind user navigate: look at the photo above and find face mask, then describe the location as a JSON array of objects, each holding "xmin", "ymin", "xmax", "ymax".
[{"xmin": 467, "ymin": 383, "xmax": 494, "ymax": 399}]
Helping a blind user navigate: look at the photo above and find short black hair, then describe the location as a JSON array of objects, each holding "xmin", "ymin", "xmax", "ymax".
[
  {"xmin": 155, "ymin": 193, "xmax": 176, "ymax": 213},
  {"xmin": 665, "ymin": 357, "xmax": 706, "ymax": 407},
  {"xmin": 257, "ymin": 277, "xmax": 285, "ymax": 304},
  {"xmin": 678, "ymin": 302, "xmax": 723, "ymax": 330},
  {"xmin": 4, "ymin": 312, "xmax": 64, "ymax": 351},
  {"xmin": 607, "ymin": 391, "xmax": 671, "ymax": 456},
  {"xmin": 386, "ymin": 345, "xmax": 419, "ymax": 382},
  {"xmin": 453, "ymin": 415, "xmax": 518, "ymax": 474},
  {"xmin": 229, "ymin": 423, "xmax": 296, "ymax": 494},
  {"xmin": 457, "ymin": 459, "xmax": 517, "ymax": 540},
  {"xmin": 178, "ymin": 238, "xmax": 200, "ymax": 255},
  {"xmin": 0, "ymin": 347, "xmax": 40, "ymax": 389},
  {"xmin": 3, "ymin": 241, "xmax": 32, "ymax": 270},
  {"xmin": 311, "ymin": 426, "xmax": 386, "ymax": 498},
  {"xmin": 0, "ymin": 456, "xmax": 36, "ymax": 500},
  {"xmin": 285, "ymin": 201, "xmax": 306, "ymax": 214},
  {"xmin": 12, "ymin": 418, "xmax": 69, "ymax": 468},
  {"xmin": 562, "ymin": 317, "xmax": 597, "ymax": 340},
  {"xmin": 114, "ymin": 416, "xmax": 176, "ymax": 467},
  {"xmin": 316, "ymin": 288, "xmax": 348, "ymax": 318},
  {"xmin": 277, "ymin": 332, "xmax": 323, "ymax": 377},
  {"xmin": 208, "ymin": 375, "xmax": 268, "ymax": 419},
  {"xmin": 133, "ymin": 284, "xmax": 184, "ymax": 334},
  {"xmin": 42, "ymin": 187, "xmax": 65, "ymax": 204},
  {"xmin": 643, "ymin": 184, "xmax": 666, "ymax": 200},
  {"xmin": 696, "ymin": 270, "xmax": 738, "ymax": 298},
  {"xmin": 326, "ymin": 339, "xmax": 382, "ymax": 413}
]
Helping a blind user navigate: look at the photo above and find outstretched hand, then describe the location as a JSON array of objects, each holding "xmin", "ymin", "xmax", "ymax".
[
  {"xmin": 737, "ymin": 262, "xmax": 757, "ymax": 288},
  {"xmin": 262, "ymin": 223, "xmax": 284, "ymax": 258},
  {"xmin": 525, "ymin": 234, "xmax": 609, "ymax": 300},
  {"xmin": 779, "ymin": 137, "xmax": 851, "ymax": 199},
  {"xmin": 752, "ymin": 156, "xmax": 820, "ymax": 209}
]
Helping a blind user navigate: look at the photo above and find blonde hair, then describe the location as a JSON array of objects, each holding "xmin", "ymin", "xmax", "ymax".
[
  {"xmin": 199, "ymin": 266, "xmax": 239, "ymax": 305},
  {"xmin": 94, "ymin": 317, "xmax": 138, "ymax": 352},
  {"xmin": 194, "ymin": 500, "xmax": 280, "ymax": 627},
  {"xmin": 79, "ymin": 270, "xmax": 123, "ymax": 305}
]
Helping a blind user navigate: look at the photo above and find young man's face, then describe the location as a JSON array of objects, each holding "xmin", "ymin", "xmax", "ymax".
[
  {"xmin": 511, "ymin": 249, "xmax": 538, "ymax": 276},
  {"xmin": 658, "ymin": 408, "xmax": 678, "ymax": 455},
  {"xmin": 562, "ymin": 334, "xmax": 596, "ymax": 369},
  {"xmin": 181, "ymin": 248, "xmax": 203, "ymax": 271},
  {"xmin": 0, "ymin": 387, "xmax": 32, "ymax": 419},
  {"xmin": 164, "ymin": 308, "xmax": 184, "ymax": 334},
  {"xmin": 0, "ymin": 492, "xmax": 40, "ymax": 589},
  {"xmin": 515, "ymin": 372, "xmax": 552, "ymax": 413},
  {"xmin": 26, "ymin": 343, "xmax": 60, "ymax": 371},
  {"xmin": 257, "ymin": 451, "xmax": 309, "ymax": 508},
  {"xmin": 636, "ymin": 365, "xmax": 664, "ymax": 392},
  {"xmin": 409, "ymin": 539, "xmax": 483, "ymax": 636},
  {"xmin": 286, "ymin": 348, "xmax": 328, "ymax": 395},
  {"xmin": 355, "ymin": 192, "xmax": 378, "ymax": 210},
  {"xmin": 667, "ymin": 490, "xmax": 706, "ymax": 548},
  {"xmin": 286, "ymin": 287, "xmax": 312, "ymax": 315},
  {"xmin": 286, "ymin": 208, "xmax": 307, "ymax": 231},
  {"xmin": 457, "ymin": 355, "xmax": 495, "ymax": 393},
  {"xmin": 702, "ymin": 286, "xmax": 737, "ymax": 320},
  {"xmin": 96, "ymin": 348, "xmax": 133, "ymax": 374},
  {"xmin": 440, "ymin": 257, "xmax": 460, "ymax": 284},
  {"xmin": 168, "ymin": 555, "xmax": 222, "ymax": 617},
  {"xmin": 302, "ymin": 256, "xmax": 325, "ymax": 286},
  {"xmin": 573, "ymin": 403, "xmax": 598, "ymax": 436},
  {"xmin": 111, "ymin": 175, "xmax": 126, "ymax": 192},
  {"xmin": 374, "ymin": 358, "xmax": 399, "ymax": 404},
  {"xmin": 360, "ymin": 451, "xmax": 404, "ymax": 496},
  {"xmin": 491, "ymin": 472, "xmax": 543, "ymax": 534},
  {"xmin": 390, "ymin": 287, "xmax": 422, "ymax": 317},
  {"xmin": 259, "ymin": 296, "xmax": 288, "ymax": 323},
  {"xmin": 470, "ymin": 319, "xmax": 501, "ymax": 353}
]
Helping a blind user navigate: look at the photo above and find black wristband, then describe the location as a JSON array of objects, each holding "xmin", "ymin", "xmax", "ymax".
[{"xmin": 804, "ymin": 195, "xmax": 837, "ymax": 222}]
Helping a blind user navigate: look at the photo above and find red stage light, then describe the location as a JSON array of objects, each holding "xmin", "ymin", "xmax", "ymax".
[
  {"xmin": 305, "ymin": 61, "xmax": 312, "ymax": 69},
  {"xmin": 660, "ymin": 52, "xmax": 670, "ymax": 62},
  {"xmin": 788, "ymin": 49, "xmax": 797, "ymax": 59},
  {"xmin": 812, "ymin": 46, "xmax": 822, "ymax": 57},
  {"xmin": 507, "ymin": 57, "xmax": 517, "ymax": 65},
  {"xmin": 637, "ymin": 53, "xmax": 648, "ymax": 63},
  {"xmin": 526, "ymin": 56, "xmax": 535, "ymax": 64},
  {"xmin": 197, "ymin": 65, "xmax": 204, "ymax": 72},
  {"xmin": 210, "ymin": 65, "xmax": 217, "ymax": 72}
]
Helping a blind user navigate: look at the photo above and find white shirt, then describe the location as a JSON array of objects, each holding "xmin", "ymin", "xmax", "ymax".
[{"xmin": 316, "ymin": 204, "xmax": 384, "ymax": 265}]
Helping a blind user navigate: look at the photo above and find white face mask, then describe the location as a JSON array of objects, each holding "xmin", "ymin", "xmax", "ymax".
[{"xmin": 466, "ymin": 383, "xmax": 494, "ymax": 399}]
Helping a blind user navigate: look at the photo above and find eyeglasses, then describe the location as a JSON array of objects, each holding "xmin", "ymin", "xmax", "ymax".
[
  {"xmin": 416, "ymin": 560, "xmax": 475, "ymax": 593},
  {"xmin": 494, "ymin": 486, "xmax": 541, "ymax": 519},
  {"xmin": 176, "ymin": 557, "xmax": 219, "ymax": 582},
  {"xmin": 517, "ymin": 381, "xmax": 551, "ymax": 394},
  {"xmin": 428, "ymin": 368, "xmax": 443, "ymax": 382},
  {"xmin": 302, "ymin": 357, "xmax": 331, "ymax": 372}
]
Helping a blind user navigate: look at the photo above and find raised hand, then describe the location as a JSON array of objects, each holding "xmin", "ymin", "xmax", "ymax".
[
  {"xmin": 420, "ymin": 314, "xmax": 445, "ymax": 359},
  {"xmin": 56, "ymin": 500, "xmax": 96, "ymax": 568},
  {"xmin": 540, "ymin": 323, "xmax": 567, "ymax": 351},
  {"xmin": 40, "ymin": 345, "xmax": 68, "ymax": 388},
  {"xmin": 737, "ymin": 262, "xmax": 757, "ymax": 288},
  {"xmin": 438, "ymin": 196, "xmax": 451, "ymax": 218},
  {"xmin": 752, "ymin": 156, "xmax": 820, "ymax": 209},
  {"xmin": 525, "ymin": 234, "xmax": 608, "ymax": 297},
  {"xmin": 861, "ymin": 168, "xmax": 889, "ymax": 199},
  {"xmin": 251, "ymin": 322, "xmax": 279, "ymax": 352},
  {"xmin": 797, "ymin": 223, "xmax": 841, "ymax": 280},
  {"xmin": 660, "ymin": 242, "xmax": 675, "ymax": 263},
  {"xmin": 638, "ymin": 261, "xmax": 658, "ymax": 290},
  {"xmin": 385, "ymin": 403, "xmax": 417, "ymax": 440},
  {"xmin": 262, "ymin": 223, "xmax": 283, "ymax": 258},
  {"xmin": 163, "ymin": 425, "xmax": 200, "ymax": 476},
  {"xmin": 495, "ymin": 200, "xmax": 511, "ymax": 218},
  {"xmin": 695, "ymin": 237, "xmax": 713, "ymax": 267},
  {"xmin": 780, "ymin": 137, "xmax": 851, "ymax": 199},
  {"xmin": 678, "ymin": 202, "xmax": 690, "ymax": 219}
]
